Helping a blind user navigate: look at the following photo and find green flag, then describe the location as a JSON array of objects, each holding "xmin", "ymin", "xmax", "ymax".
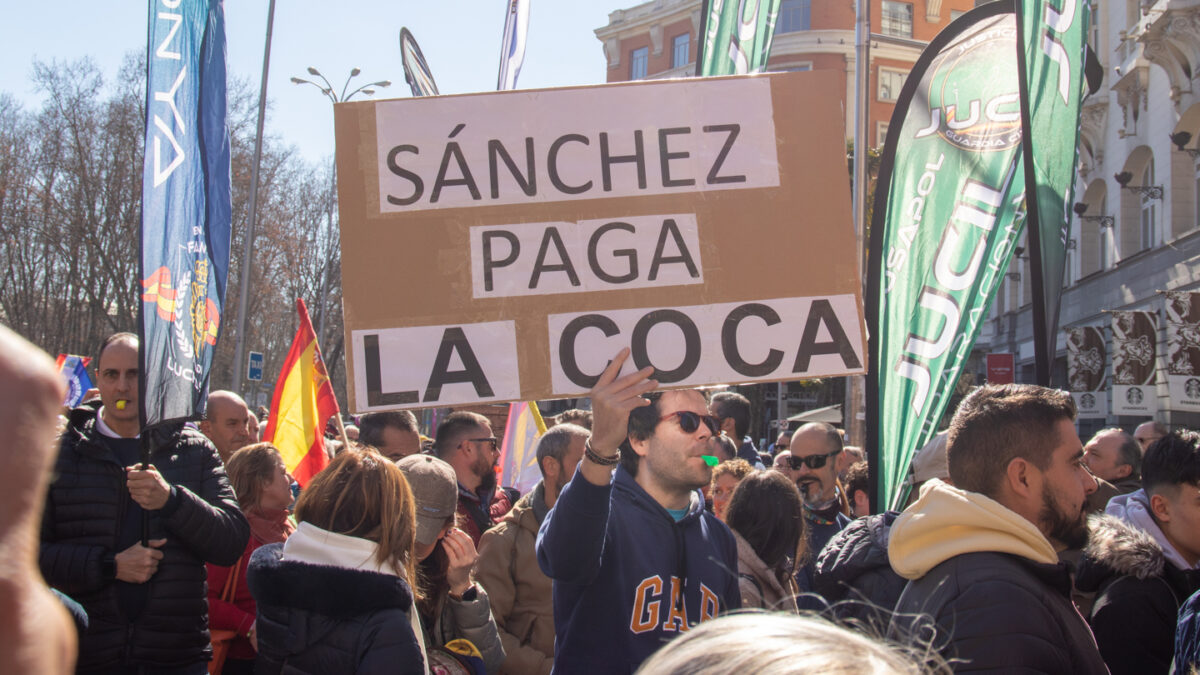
[
  {"xmin": 1016, "ymin": 0, "xmax": 1091, "ymax": 385},
  {"xmin": 866, "ymin": 2, "xmax": 1028, "ymax": 510},
  {"xmin": 697, "ymin": 0, "xmax": 781, "ymax": 76}
]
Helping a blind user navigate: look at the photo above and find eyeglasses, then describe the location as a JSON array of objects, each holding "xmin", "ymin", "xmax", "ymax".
[
  {"xmin": 787, "ymin": 449, "xmax": 841, "ymax": 470},
  {"xmin": 659, "ymin": 411, "xmax": 720, "ymax": 435},
  {"xmin": 466, "ymin": 437, "xmax": 499, "ymax": 451}
]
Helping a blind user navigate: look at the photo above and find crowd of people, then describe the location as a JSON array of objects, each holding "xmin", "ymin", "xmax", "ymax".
[{"xmin": 6, "ymin": 326, "xmax": 1200, "ymax": 674}]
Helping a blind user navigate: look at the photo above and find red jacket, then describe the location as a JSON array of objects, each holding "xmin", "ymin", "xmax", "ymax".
[
  {"xmin": 206, "ymin": 535, "xmax": 263, "ymax": 661},
  {"xmin": 457, "ymin": 485, "xmax": 514, "ymax": 546}
]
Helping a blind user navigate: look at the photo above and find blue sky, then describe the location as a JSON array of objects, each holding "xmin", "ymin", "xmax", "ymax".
[{"xmin": 1, "ymin": 1, "xmax": 635, "ymax": 163}]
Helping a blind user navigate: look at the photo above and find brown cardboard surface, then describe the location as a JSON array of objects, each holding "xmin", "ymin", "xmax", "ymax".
[{"xmin": 335, "ymin": 70, "xmax": 864, "ymax": 412}]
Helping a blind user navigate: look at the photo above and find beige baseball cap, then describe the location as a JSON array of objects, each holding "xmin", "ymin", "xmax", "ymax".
[{"xmin": 397, "ymin": 454, "xmax": 458, "ymax": 547}]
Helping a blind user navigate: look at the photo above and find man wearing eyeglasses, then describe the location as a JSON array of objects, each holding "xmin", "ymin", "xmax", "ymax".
[
  {"xmin": 435, "ymin": 411, "xmax": 512, "ymax": 546},
  {"xmin": 536, "ymin": 348, "xmax": 741, "ymax": 674},
  {"xmin": 788, "ymin": 422, "xmax": 852, "ymax": 594}
]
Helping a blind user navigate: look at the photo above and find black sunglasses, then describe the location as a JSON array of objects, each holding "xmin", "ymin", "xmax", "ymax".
[
  {"xmin": 787, "ymin": 449, "xmax": 841, "ymax": 470},
  {"xmin": 659, "ymin": 411, "xmax": 720, "ymax": 435},
  {"xmin": 466, "ymin": 437, "xmax": 499, "ymax": 451}
]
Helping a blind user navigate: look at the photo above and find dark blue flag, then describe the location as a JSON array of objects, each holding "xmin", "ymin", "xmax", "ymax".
[{"xmin": 139, "ymin": 0, "xmax": 232, "ymax": 428}]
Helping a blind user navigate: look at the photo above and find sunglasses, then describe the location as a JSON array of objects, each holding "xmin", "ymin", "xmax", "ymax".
[
  {"xmin": 466, "ymin": 437, "xmax": 499, "ymax": 451},
  {"xmin": 787, "ymin": 449, "xmax": 841, "ymax": 470},
  {"xmin": 659, "ymin": 411, "xmax": 720, "ymax": 435}
]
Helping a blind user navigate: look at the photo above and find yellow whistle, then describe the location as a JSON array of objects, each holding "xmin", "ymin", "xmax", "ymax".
[{"xmin": 116, "ymin": 400, "xmax": 127, "ymax": 410}]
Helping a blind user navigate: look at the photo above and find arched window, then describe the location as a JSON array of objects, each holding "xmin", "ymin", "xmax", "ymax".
[{"xmin": 1141, "ymin": 161, "xmax": 1157, "ymax": 250}]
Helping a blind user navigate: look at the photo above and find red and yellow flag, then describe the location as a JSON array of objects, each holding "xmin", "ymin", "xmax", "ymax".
[{"xmin": 264, "ymin": 299, "xmax": 339, "ymax": 486}]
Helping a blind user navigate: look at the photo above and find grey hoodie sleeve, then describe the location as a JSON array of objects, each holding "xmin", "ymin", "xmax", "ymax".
[{"xmin": 441, "ymin": 584, "xmax": 506, "ymax": 674}]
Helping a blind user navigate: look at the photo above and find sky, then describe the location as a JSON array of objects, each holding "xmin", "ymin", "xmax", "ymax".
[{"xmin": 0, "ymin": 1, "xmax": 638, "ymax": 163}]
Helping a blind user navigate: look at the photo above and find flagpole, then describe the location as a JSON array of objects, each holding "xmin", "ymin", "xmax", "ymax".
[
  {"xmin": 231, "ymin": 0, "xmax": 276, "ymax": 396},
  {"xmin": 846, "ymin": 0, "xmax": 870, "ymax": 453},
  {"xmin": 1014, "ymin": 1, "xmax": 1052, "ymax": 387}
]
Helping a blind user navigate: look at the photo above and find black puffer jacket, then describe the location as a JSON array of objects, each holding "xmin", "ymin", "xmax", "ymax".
[
  {"xmin": 39, "ymin": 404, "xmax": 249, "ymax": 670},
  {"xmin": 248, "ymin": 543, "xmax": 425, "ymax": 674},
  {"xmin": 813, "ymin": 511, "xmax": 905, "ymax": 629},
  {"xmin": 1077, "ymin": 514, "xmax": 1200, "ymax": 675},
  {"xmin": 893, "ymin": 552, "xmax": 1108, "ymax": 674}
]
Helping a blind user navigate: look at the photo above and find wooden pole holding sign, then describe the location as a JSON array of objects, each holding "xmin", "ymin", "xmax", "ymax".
[{"xmin": 334, "ymin": 72, "xmax": 866, "ymax": 412}]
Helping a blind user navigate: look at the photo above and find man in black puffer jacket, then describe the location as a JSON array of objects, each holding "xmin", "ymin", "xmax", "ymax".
[
  {"xmin": 40, "ymin": 334, "xmax": 249, "ymax": 673},
  {"xmin": 813, "ymin": 510, "xmax": 906, "ymax": 631}
]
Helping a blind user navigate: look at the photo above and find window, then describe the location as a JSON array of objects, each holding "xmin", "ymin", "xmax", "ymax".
[
  {"xmin": 1140, "ymin": 162, "xmax": 1157, "ymax": 249},
  {"xmin": 1099, "ymin": 194, "xmax": 1111, "ymax": 270},
  {"xmin": 882, "ymin": 1, "xmax": 914, "ymax": 38},
  {"xmin": 777, "ymin": 62, "xmax": 813, "ymax": 72},
  {"xmin": 776, "ymin": 0, "xmax": 811, "ymax": 33},
  {"xmin": 877, "ymin": 122, "xmax": 890, "ymax": 149},
  {"xmin": 672, "ymin": 34, "xmax": 689, "ymax": 69},
  {"xmin": 878, "ymin": 68, "xmax": 907, "ymax": 102},
  {"xmin": 630, "ymin": 47, "xmax": 648, "ymax": 80}
]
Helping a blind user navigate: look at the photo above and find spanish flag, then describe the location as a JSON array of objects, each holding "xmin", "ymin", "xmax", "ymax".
[{"xmin": 264, "ymin": 299, "xmax": 339, "ymax": 486}]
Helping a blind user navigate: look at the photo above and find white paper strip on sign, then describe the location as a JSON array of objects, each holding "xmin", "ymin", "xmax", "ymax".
[
  {"xmin": 375, "ymin": 78, "xmax": 780, "ymax": 212},
  {"xmin": 352, "ymin": 321, "xmax": 520, "ymax": 410},
  {"xmin": 547, "ymin": 294, "xmax": 865, "ymax": 396},
  {"xmin": 470, "ymin": 213, "xmax": 704, "ymax": 298}
]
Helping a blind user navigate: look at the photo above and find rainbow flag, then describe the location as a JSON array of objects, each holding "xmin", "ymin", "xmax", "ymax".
[
  {"xmin": 499, "ymin": 401, "xmax": 546, "ymax": 494},
  {"xmin": 264, "ymin": 299, "xmax": 339, "ymax": 486}
]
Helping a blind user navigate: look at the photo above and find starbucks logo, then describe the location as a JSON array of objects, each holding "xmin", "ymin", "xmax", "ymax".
[
  {"xmin": 1186, "ymin": 378, "xmax": 1200, "ymax": 400},
  {"xmin": 1126, "ymin": 387, "xmax": 1144, "ymax": 405}
]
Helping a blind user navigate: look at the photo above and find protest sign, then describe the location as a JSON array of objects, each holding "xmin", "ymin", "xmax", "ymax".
[{"xmin": 334, "ymin": 71, "xmax": 864, "ymax": 411}]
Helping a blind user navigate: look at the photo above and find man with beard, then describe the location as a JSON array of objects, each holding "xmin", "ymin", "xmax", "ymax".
[
  {"xmin": 788, "ymin": 422, "xmax": 852, "ymax": 594},
  {"xmin": 889, "ymin": 384, "xmax": 1106, "ymax": 673},
  {"xmin": 536, "ymin": 349, "xmax": 741, "ymax": 673},
  {"xmin": 1076, "ymin": 431, "xmax": 1200, "ymax": 674},
  {"xmin": 436, "ymin": 411, "xmax": 512, "ymax": 545},
  {"xmin": 476, "ymin": 423, "xmax": 589, "ymax": 675}
]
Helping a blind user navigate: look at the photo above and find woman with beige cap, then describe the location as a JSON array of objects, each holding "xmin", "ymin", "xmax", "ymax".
[{"xmin": 398, "ymin": 454, "xmax": 505, "ymax": 673}]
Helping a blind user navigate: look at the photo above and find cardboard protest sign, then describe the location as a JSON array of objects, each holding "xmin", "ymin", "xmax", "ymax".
[{"xmin": 334, "ymin": 71, "xmax": 864, "ymax": 411}]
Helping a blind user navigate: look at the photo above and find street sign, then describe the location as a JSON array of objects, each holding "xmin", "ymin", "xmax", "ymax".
[{"xmin": 247, "ymin": 351, "xmax": 264, "ymax": 382}]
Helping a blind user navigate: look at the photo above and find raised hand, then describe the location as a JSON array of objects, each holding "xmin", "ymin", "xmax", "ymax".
[{"xmin": 442, "ymin": 528, "xmax": 479, "ymax": 598}]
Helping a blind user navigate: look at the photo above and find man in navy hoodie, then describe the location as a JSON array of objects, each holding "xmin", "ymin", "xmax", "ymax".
[{"xmin": 536, "ymin": 348, "xmax": 741, "ymax": 673}]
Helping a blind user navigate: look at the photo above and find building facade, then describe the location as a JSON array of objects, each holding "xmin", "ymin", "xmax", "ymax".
[
  {"xmin": 595, "ymin": 0, "xmax": 976, "ymax": 150},
  {"xmin": 977, "ymin": 0, "xmax": 1200, "ymax": 434}
]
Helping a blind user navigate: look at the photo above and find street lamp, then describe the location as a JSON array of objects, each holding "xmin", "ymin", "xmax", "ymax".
[{"xmin": 290, "ymin": 67, "xmax": 390, "ymax": 344}]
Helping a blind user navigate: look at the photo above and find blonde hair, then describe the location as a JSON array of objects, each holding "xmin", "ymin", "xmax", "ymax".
[
  {"xmin": 226, "ymin": 442, "xmax": 284, "ymax": 509},
  {"xmin": 709, "ymin": 458, "xmax": 754, "ymax": 492},
  {"xmin": 635, "ymin": 612, "xmax": 943, "ymax": 675},
  {"xmin": 294, "ymin": 448, "xmax": 417, "ymax": 585}
]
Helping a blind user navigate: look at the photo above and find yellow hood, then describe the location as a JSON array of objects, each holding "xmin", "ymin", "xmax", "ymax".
[{"xmin": 887, "ymin": 479, "xmax": 1059, "ymax": 580}]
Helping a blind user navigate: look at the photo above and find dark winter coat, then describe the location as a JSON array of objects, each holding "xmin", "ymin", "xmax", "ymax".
[
  {"xmin": 893, "ymin": 551, "xmax": 1108, "ymax": 674},
  {"xmin": 1077, "ymin": 514, "xmax": 1200, "ymax": 675},
  {"xmin": 813, "ymin": 511, "xmax": 905, "ymax": 629},
  {"xmin": 39, "ymin": 404, "xmax": 249, "ymax": 671},
  {"xmin": 247, "ymin": 543, "xmax": 425, "ymax": 675},
  {"xmin": 1176, "ymin": 588, "xmax": 1200, "ymax": 671}
]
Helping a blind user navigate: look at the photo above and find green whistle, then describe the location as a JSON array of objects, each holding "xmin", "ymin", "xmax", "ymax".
[{"xmin": 701, "ymin": 455, "xmax": 719, "ymax": 467}]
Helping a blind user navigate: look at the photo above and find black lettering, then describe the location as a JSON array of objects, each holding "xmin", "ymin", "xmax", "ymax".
[
  {"xmin": 793, "ymin": 299, "xmax": 862, "ymax": 372},
  {"xmin": 430, "ymin": 141, "xmax": 481, "ymax": 203},
  {"xmin": 588, "ymin": 221, "xmax": 638, "ymax": 284},
  {"xmin": 529, "ymin": 227, "xmax": 580, "ymax": 289},
  {"xmin": 363, "ymin": 334, "xmax": 419, "ymax": 405},
  {"xmin": 703, "ymin": 124, "xmax": 746, "ymax": 185},
  {"xmin": 600, "ymin": 130, "xmax": 647, "ymax": 192},
  {"xmin": 386, "ymin": 145, "xmax": 424, "ymax": 206},
  {"xmin": 722, "ymin": 303, "xmax": 784, "ymax": 377},
  {"xmin": 488, "ymin": 138, "xmax": 537, "ymax": 198},
  {"xmin": 631, "ymin": 310, "xmax": 700, "ymax": 383},
  {"xmin": 658, "ymin": 127, "xmax": 695, "ymax": 188},
  {"xmin": 559, "ymin": 315, "xmax": 620, "ymax": 388},
  {"xmin": 647, "ymin": 218, "xmax": 700, "ymax": 281},
  {"xmin": 481, "ymin": 230, "xmax": 520, "ymax": 293},
  {"xmin": 548, "ymin": 134, "xmax": 592, "ymax": 194},
  {"xmin": 424, "ymin": 327, "xmax": 494, "ymax": 401}
]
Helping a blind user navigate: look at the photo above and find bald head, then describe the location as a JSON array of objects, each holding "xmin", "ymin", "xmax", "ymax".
[
  {"xmin": 201, "ymin": 390, "xmax": 254, "ymax": 463},
  {"xmin": 1134, "ymin": 421, "xmax": 1168, "ymax": 454}
]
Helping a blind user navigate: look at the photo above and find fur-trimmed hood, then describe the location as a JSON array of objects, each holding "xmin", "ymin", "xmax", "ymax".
[
  {"xmin": 247, "ymin": 543, "xmax": 414, "ymax": 618},
  {"xmin": 1083, "ymin": 513, "xmax": 1165, "ymax": 581}
]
